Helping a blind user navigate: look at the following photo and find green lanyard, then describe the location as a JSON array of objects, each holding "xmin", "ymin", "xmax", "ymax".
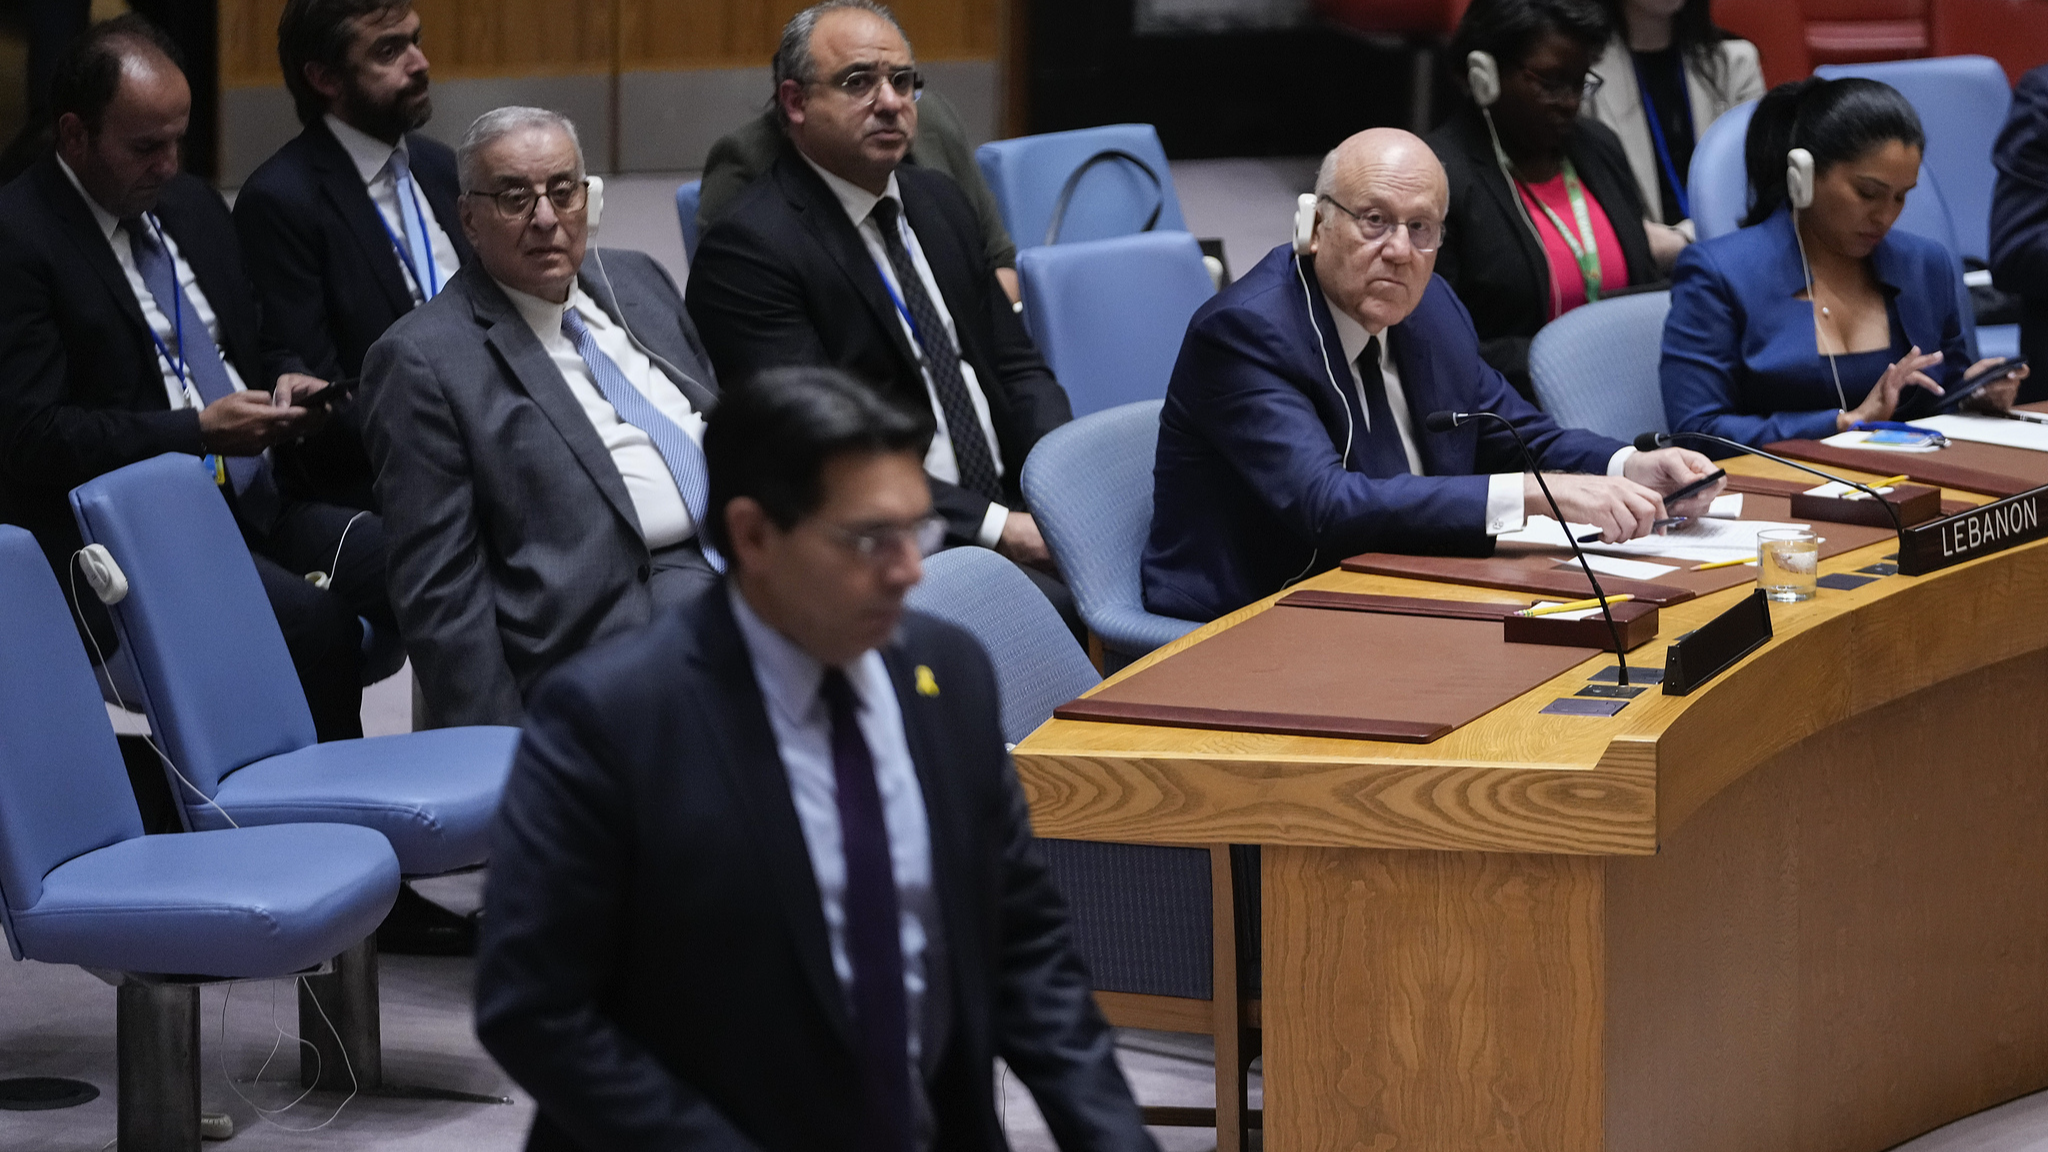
[{"xmin": 1518, "ymin": 158, "xmax": 1603, "ymax": 304}]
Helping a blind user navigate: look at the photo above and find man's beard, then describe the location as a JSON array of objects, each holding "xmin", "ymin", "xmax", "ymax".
[{"xmin": 342, "ymin": 79, "xmax": 431, "ymax": 141}]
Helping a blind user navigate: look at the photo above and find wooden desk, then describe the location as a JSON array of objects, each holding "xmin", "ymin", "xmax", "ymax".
[{"xmin": 1013, "ymin": 459, "xmax": 2048, "ymax": 1152}]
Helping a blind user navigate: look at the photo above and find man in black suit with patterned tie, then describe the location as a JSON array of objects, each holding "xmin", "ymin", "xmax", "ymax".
[
  {"xmin": 235, "ymin": 0, "xmax": 470, "ymax": 511},
  {"xmin": 0, "ymin": 14, "xmax": 385, "ymax": 744},
  {"xmin": 476, "ymin": 366, "xmax": 1155, "ymax": 1152},
  {"xmin": 686, "ymin": 1, "xmax": 1079, "ymax": 629}
]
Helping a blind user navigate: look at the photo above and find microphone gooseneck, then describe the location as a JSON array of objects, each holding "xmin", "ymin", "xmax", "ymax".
[
  {"xmin": 1432, "ymin": 410, "xmax": 1631, "ymax": 685},
  {"xmin": 1637, "ymin": 431, "xmax": 1905, "ymax": 538}
]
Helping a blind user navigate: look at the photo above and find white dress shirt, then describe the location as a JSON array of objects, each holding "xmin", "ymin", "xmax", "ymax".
[
  {"xmin": 58, "ymin": 157, "xmax": 247, "ymax": 410},
  {"xmin": 1324, "ymin": 297, "xmax": 1633, "ymax": 535},
  {"xmin": 728, "ymin": 586, "xmax": 938, "ymax": 1109},
  {"xmin": 500, "ymin": 281, "xmax": 706, "ymax": 549},
  {"xmin": 803, "ymin": 155, "xmax": 1011, "ymax": 549},
  {"xmin": 326, "ymin": 115, "xmax": 462, "ymax": 303}
]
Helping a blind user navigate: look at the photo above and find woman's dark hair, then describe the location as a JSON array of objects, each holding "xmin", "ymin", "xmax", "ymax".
[
  {"xmin": 1594, "ymin": 0, "xmax": 1730, "ymax": 80},
  {"xmin": 1741, "ymin": 76, "xmax": 1925, "ymax": 227},
  {"xmin": 48, "ymin": 14, "xmax": 185, "ymax": 135},
  {"xmin": 704, "ymin": 367, "xmax": 934, "ymax": 557},
  {"xmin": 1450, "ymin": 0, "xmax": 1611, "ymax": 83}
]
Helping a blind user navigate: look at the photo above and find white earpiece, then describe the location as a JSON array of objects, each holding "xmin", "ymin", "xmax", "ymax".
[
  {"xmin": 77, "ymin": 544, "xmax": 128, "ymax": 605},
  {"xmin": 585, "ymin": 174, "xmax": 605, "ymax": 232},
  {"xmin": 1292, "ymin": 193, "xmax": 1318, "ymax": 255},
  {"xmin": 1467, "ymin": 50, "xmax": 1501, "ymax": 109},
  {"xmin": 1786, "ymin": 148, "xmax": 1815, "ymax": 211}
]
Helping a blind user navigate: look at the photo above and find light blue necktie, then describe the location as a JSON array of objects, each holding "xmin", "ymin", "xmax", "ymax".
[
  {"xmin": 123, "ymin": 217, "xmax": 282, "ymax": 527},
  {"xmin": 561, "ymin": 308, "xmax": 723, "ymax": 571},
  {"xmin": 389, "ymin": 150, "xmax": 439, "ymax": 299}
]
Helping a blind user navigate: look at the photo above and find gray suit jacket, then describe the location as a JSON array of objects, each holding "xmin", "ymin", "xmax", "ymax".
[{"xmin": 362, "ymin": 249, "xmax": 719, "ymax": 727}]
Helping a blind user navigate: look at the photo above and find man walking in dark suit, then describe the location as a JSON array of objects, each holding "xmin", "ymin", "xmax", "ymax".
[
  {"xmin": 476, "ymin": 366, "xmax": 1156, "ymax": 1152},
  {"xmin": 234, "ymin": 0, "xmax": 469, "ymax": 511},
  {"xmin": 687, "ymin": 1, "xmax": 1078, "ymax": 626},
  {"xmin": 363, "ymin": 107, "xmax": 721, "ymax": 729},
  {"xmin": 0, "ymin": 14, "xmax": 387, "ymax": 742}
]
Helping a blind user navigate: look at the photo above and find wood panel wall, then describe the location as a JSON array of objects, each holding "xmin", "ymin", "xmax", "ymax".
[{"xmin": 221, "ymin": 0, "xmax": 1001, "ymax": 88}]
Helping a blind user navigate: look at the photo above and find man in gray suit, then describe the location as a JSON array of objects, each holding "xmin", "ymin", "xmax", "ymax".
[{"xmin": 363, "ymin": 106, "xmax": 720, "ymax": 727}]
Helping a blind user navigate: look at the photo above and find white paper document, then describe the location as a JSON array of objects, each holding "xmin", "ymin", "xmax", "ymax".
[
  {"xmin": 1705, "ymin": 493, "xmax": 1744, "ymax": 519},
  {"xmin": 1501, "ymin": 515, "xmax": 1812, "ymax": 564},
  {"xmin": 1908, "ymin": 413, "xmax": 2048, "ymax": 453},
  {"xmin": 1571, "ymin": 554, "xmax": 1680, "ymax": 580},
  {"xmin": 1524, "ymin": 601, "xmax": 1606, "ymax": 620}
]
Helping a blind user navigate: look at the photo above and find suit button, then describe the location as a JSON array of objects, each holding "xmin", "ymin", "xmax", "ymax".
[{"xmin": 637, "ymin": 563, "xmax": 651, "ymax": 582}]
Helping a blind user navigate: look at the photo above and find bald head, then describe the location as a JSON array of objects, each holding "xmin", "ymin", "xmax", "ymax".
[{"xmin": 1308, "ymin": 129, "xmax": 1448, "ymax": 332}]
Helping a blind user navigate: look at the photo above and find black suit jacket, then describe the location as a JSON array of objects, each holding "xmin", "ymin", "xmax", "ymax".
[
  {"xmin": 234, "ymin": 122, "xmax": 471, "ymax": 509},
  {"xmin": 1428, "ymin": 105, "xmax": 1660, "ymax": 400},
  {"xmin": 475, "ymin": 588, "xmax": 1154, "ymax": 1152},
  {"xmin": 0, "ymin": 154, "xmax": 299, "ymax": 577},
  {"xmin": 686, "ymin": 144, "xmax": 1072, "ymax": 542}
]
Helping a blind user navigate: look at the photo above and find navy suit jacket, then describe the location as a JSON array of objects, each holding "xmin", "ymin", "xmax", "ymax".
[
  {"xmin": 1992, "ymin": 63, "xmax": 2048, "ymax": 403},
  {"xmin": 475, "ymin": 588, "xmax": 1154, "ymax": 1152},
  {"xmin": 235, "ymin": 122, "xmax": 471, "ymax": 510},
  {"xmin": 1662, "ymin": 206, "xmax": 1970, "ymax": 449},
  {"xmin": 1143, "ymin": 243, "xmax": 1624, "ymax": 623}
]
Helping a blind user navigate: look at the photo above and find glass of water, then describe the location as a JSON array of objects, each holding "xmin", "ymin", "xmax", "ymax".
[{"xmin": 1757, "ymin": 528, "xmax": 1819, "ymax": 602}]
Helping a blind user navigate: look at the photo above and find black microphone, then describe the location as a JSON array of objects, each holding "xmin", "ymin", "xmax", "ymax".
[
  {"xmin": 1634, "ymin": 431, "xmax": 1904, "ymax": 538},
  {"xmin": 1427, "ymin": 410, "xmax": 1631, "ymax": 685}
]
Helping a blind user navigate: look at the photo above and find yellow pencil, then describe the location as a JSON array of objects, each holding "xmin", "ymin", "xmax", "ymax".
[
  {"xmin": 1516, "ymin": 594, "xmax": 1634, "ymax": 617},
  {"xmin": 1868, "ymin": 474, "xmax": 1910, "ymax": 489},
  {"xmin": 1691, "ymin": 557, "xmax": 1754, "ymax": 571}
]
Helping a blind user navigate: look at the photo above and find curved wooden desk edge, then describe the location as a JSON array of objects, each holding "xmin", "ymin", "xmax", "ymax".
[{"xmin": 1014, "ymin": 459, "xmax": 2046, "ymax": 856}]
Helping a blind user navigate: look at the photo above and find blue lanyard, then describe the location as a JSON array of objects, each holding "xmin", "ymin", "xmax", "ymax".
[
  {"xmin": 1632, "ymin": 55, "xmax": 1694, "ymax": 221},
  {"xmin": 379, "ymin": 170, "xmax": 438, "ymax": 297}
]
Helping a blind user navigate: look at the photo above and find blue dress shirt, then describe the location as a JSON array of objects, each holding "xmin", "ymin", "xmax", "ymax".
[{"xmin": 1661, "ymin": 206, "xmax": 1971, "ymax": 448}]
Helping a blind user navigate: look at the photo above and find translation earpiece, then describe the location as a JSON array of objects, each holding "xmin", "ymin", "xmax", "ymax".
[
  {"xmin": 1467, "ymin": 50, "xmax": 1501, "ymax": 110},
  {"xmin": 1786, "ymin": 148, "xmax": 1815, "ymax": 211},
  {"xmin": 1292, "ymin": 193, "xmax": 1318, "ymax": 255},
  {"xmin": 585, "ymin": 174, "xmax": 605, "ymax": 232},
  {"xmin": 77, "ymin": 544, "xmax": 128, "ymax": 605}
]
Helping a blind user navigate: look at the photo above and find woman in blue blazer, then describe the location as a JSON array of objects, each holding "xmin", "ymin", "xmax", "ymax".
[{"xmin": 1662, "ymin": 77, "xmax": 2023, "ymax": 448}]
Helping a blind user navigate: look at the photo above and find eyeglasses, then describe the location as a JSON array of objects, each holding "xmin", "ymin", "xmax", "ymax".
[
  {"xmin": 817, "ymin": 513, "xmax": 946, "ymax": 562},
  {"xmin": 1319, "ymin": 195, "xmax": 1445, "ymax": 253},
  {"xmin": 1521, "ymin": 66, "xmax": 1603, "ymax": 106},
  {"xmin": 813, "ymin": 67, "xmax": 924, "ymax": 105},
  {"xmin": 464, "ymin": 179, "xmax": 588, "ymax": 221}
]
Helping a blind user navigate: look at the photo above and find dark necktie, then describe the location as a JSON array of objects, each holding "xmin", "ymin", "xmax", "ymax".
[
  {"xmin": 1354, "ymin": 336, "xmax": 1413, "ymax": 477},
  {"xmin": 867, "ymin": 198, "xmax": 1002, "ymax": 502},
  {"xmin": 560, "ymin": 309, "xmax": 723, "ymax": 571},
  {"xmin": 820, "ymin": 668, "xmax": 913, "ymax": 1152},
  {"xmin": 123, "ymin": 217, "xmax": 282, "ymax": 527}
]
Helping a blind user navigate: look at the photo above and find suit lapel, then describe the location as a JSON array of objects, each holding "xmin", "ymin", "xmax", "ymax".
[
  {"xmin": 407, "ymin": 133, "xmax": 474, "ymax": 265},
  {"xmin": 465, "ymin": 265, "xmax": 644, "ymax": 537},
  {"xmin": 307, "ymin": 122, "xmax": 415, "ymax": 317},
  {"xmin": 1387, "ymin": 320, "xmax": 1456, "ymax": 474},
  {"xmin": 878, "ymin": 639, "xmax": 962, "ymax": 1073},
  {"xmin": 774, "ymin": 150, "xmax": 924, "ymax": 375},
  {"xmin": 35, "ymin": 158, "xmax": 152, "ymax": 349},
  {"xmin": 579, "ymin": 254, "xmax": 717, "ymax": 412},
  {"xmin": 694, "ymin": 593, "xmax": 858, "ymax": 1052}
]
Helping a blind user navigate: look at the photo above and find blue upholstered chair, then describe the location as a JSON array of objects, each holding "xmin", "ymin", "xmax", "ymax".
[
  {"xmin": 0, "ymin": 524, "xmax": 400, "ymax": 1152},
  {"xmin": 1688, "ymin": 99, "xmax": 1757, "ymax": 243},
  {"xmin": 904, "ymin": 546, "xmax": 1258, "ymax": 1151},
  {"xmin": 1530, "ymin": 291, "xmax": 1673, "ymax": 442},
  {"xmin": 975, "ymin": 124, "xmax": 1189, "ymax": 250},
  {"xmin": 676, "ymin": 179, "xmax": 703, "ymax": 264},
  {"xmin": 1020, "ymin": 400, "xmax": 1200, "ymax": 666},
  {"xmin": 69, "ymin": 454, "xmax": 519, "ymax": 1092},
  {"xmin": 1016, "ymin": 231, "xmax": 1215, "ymax": 418}
]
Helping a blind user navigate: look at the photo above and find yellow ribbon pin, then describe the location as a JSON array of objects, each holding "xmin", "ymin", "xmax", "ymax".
[{"xmin": 914, "ymin": 665, "xmax": 939, "ymax": 697}]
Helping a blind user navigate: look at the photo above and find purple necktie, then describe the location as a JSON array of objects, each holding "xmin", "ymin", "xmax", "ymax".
[{"xmin": 820, "ymin": 668, "xmax": 913, "ymax": 1152}]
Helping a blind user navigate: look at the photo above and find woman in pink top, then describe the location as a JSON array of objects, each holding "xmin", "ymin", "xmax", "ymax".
[{"xmin": 1427, "ymin": 0, "xmax": 1666, "ymax": 402}]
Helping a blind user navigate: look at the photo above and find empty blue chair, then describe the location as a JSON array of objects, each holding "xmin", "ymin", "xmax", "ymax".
[
  {"xmin": 676, "ymin": 179, "xmax": 703, "ymax": 263},
  {"xmin": 1020, "ymin": 400, "xmax": 1200, "ymax": 665},
  {"xmin": 0, "ymin": 524, "xmax": 399, "ymax": 1151},
  {"xmin": 1689, "ymin": 99, "xmax": 1757, "ymax": 242},
  {"xmin": 1530, "ymin": 291, "xmax": 1673, "ymax": 442},
  {"xmin": 903, "ymin": 545, "xmax": 1257, "ymax": 1150},
  {"xmin": 976, "ymin": 124, "xmax": 1189, "ymax": 250},
  {"xmin": 1016, "ymin": 231, "xmax": 1215, "ymax": 417}
]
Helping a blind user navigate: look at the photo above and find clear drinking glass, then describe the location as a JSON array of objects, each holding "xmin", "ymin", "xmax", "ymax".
[{"xmin": 1757, "ymin": 528, "xmax": 1819, "ymax": 602}]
